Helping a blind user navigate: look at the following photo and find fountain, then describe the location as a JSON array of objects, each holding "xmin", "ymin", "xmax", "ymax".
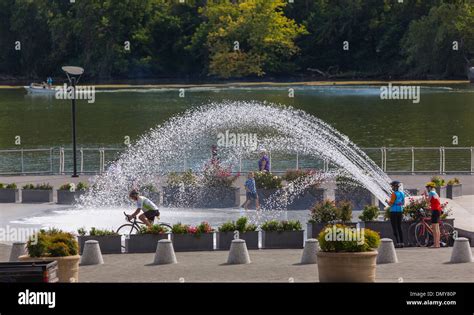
[{"xmin": 78, "ymin": 101, "xmax": 393, "ymax": 213}]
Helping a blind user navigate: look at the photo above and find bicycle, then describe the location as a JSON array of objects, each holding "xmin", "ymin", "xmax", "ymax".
[
  {"xmin": 412, "ymin": 209, "xmax": 455, "ymax": 247},
  {"xmin": 116, "ymin": 211, "xmax": 172, "ymax": 236}
]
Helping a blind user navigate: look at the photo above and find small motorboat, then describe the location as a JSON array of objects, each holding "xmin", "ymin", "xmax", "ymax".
[{"xmin": 24, "ymin": 83, "xmax": 57, "ymax": 94}]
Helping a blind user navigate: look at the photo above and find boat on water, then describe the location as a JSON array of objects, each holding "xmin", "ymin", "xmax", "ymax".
[{"xmin": 24, "ymin": 83, "xmax": 57, "ymax": 94}]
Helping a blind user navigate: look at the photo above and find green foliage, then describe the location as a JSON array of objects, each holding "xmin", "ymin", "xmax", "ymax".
[
  {"xmin": 202, "ymin": 162, "xmax": 239, "ymax": 188},
  {"xmin": 171, "ymin": 222, "xmax": 213, "ymax": 235},
  {"xmin": 76, "ymin": 182, "xmax": 89, "ymax": 191},
  {"xmin": 359, "ymin": 205, "xmax": 380, "ymax": 222},
  {"xmin": 447, "ymin": 178, "xmax": 461, "ymax": 185},
  {"xmin": 139, "ymin": 224, "xmax": 169, "ymax": 235},
  {"xmin": 318, "ymin": 224, "xmax": 381, "ymax": 252},
  {"xmin": 22, "ymin": 183, "xmax": 53, "ymax": 190},
  {"xmin": 0, "ymin": 183, "xmax": 17, "ymax": 189},
  {"xmin": 166, "ymin": 170, "xmax": 198, "ymax": 188},
  {"xmin": 261, "ymin": 220, "xmax": 302, "ymax": 232},
  {"xmin": 309, "ymin": 200, "xmax": 339, "ymax": 223},
  {"xmin": 59, "ymin": 183, "xmax": 73, "ymax": 191},
  {"xmin": 171, "ymin": 222, "xmax": 188, "ymax": 234},
  {"xmin": 27, "ymin": 229, "xmax": 78, "ymax": 257},
  {"xmin": 337, "ymin": 201, "xmax": 353, "ymax": 223},
  {"xmin": 218, "ymin": 217, "xmax": 257, "ymax": 233},
  {"xmin": 430, "ymin": 176, "xmax": 446, "ymax": 187},
  {"xmin": 254, "ymin": 171, "xmax": 283, "ymax": 190}
]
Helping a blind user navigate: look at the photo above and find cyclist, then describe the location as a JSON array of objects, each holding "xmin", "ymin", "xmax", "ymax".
[
  {"xmin": 126, "ymin": 190, "xmax": 160, "ymax": 227},
  {"xmin": 386, "ymin": 180, "xmax": 405, "ymax": 248},
  {"xmin": 425, "ymin": 182, "xmax": 442, "ymax": 248}
]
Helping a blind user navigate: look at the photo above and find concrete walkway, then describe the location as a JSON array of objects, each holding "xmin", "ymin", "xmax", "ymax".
[{"xmin": 1, "ymin": 244, "xmax": 472, "ymax": 282}]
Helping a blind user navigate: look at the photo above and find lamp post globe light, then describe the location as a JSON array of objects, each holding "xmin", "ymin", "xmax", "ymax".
[{"xmin": 62, "ymin": 66, "xmax": 84, "ymax": 178}]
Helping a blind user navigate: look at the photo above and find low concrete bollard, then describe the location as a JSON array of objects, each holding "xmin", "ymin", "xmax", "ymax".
[
  {"xmin": 153, "ymin": 239, "xmax": 177, "ymax": 265},
  {"xmin": 377, "ymin": 238, "xmax": 398, "ymax": 264},
  {"xmin": 227, "ymin": 239, "xmax": 251, "ymax": 264},
  {"xmin": 9, "ymin": 242, "xmax": 27, "ymax": 262},
  {"xmin": 80, "ymin": 240, "xmax": 104, "ymax": 266},
  {"xmin": 450, "ymin": 237, "xmax": 473, "ymax": 263},
  {"xmin": 300, "ymin": 238, "xmax": 318, "ymax": 264}
]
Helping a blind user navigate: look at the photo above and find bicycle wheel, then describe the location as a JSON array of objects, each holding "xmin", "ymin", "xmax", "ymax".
[
  {"xmin": 157, "ymin": 222, "xmax": 172, "ymax": 230},
  {"xmin": 116, "ymin": 223, "xmax": 139, "ymax": 236},
  {"xmin": 414, "ymin": 223, "xmax": 431, "ymax": 247},
  {"xmin": 440, "ymin": 223, "xmax": 455, "ymax": 247}
]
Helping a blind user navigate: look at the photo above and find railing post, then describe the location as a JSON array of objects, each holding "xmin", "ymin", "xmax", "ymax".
[
  {"xmin": 439, "ymin": 147, "xmax": 443, "ymax": 174},
  {"xmin": 296, "ymin": 151, "xmax": 299, "ymax": 170},
  {"xmin": 239, "ymin": 155, "xmax": 242, "ymax": 173},
  {"xmin": 102, "ymin": 149, "xmax": 106, "ymax": 173},
  {"xmin": 411, "ymin": 147, "xmax": 415, "ymax": 174},
  {"xmin": 50, "ymin": 148, "xmax": 53, "ymax": 174},
  {"xmin": 80, "ymin": 148, "xmax": 84, "ymax": 174},
  {"xmin": 471, "ymin": 147, "xmax": 474, "ymax": 175},
  {"xmin": 20, "ymin": 149, "xmax": 24, "ymax": 173}
]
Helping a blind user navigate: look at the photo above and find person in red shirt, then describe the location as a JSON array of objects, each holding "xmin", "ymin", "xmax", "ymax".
[{"xmin": 425, "ymin": 182, "xmax": 442, "ymax": 248}]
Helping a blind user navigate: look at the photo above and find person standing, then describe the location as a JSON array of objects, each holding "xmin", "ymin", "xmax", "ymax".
[
  {"xmin": 386, "ymin": 180, "xmax": 405, "ymax": 248},
  {"xmin": 258, "ymin": 149, "xmax": 270, "ymax": 172},
  {"xmin": 425, "ymin": 182, "xmax": 442, "ymax": 248},
  {"xmin": 242, "ymin": 172, "xmax": 260, "ymax": 211}
]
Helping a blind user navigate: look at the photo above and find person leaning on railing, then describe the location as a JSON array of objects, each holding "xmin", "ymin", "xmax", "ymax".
[
  {"xmin": 386, "ymin": 180, "xmax": 406, "ymax": 248},
  {"xmin": 423, "ymin": 182, "xmax": 442, "ymax": 248}
]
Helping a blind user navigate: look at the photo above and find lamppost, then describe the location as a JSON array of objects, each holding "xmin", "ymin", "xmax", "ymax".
[{"xmin": 62, "ymin": 66, "xmax": 84, "ymax": 178}]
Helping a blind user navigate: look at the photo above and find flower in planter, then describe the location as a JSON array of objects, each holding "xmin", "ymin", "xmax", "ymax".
[
  {"xmin": 172, "ymin": 222, "xmax": 214, "ymax": 235},
  {"xmin": 219, "ymin": 217, "xmax": 257, "ymax": 233},
  {"xmin": 318, "ymin": 224, "xmax": 380, "ymax": 252},
  {"xmin": 77, "ymin": 227, "xmax": 119, "ymax": 236},
  {"xmin": 261, "ymin": 220, "xmax": 302, "ymax": 232},
  {"xmin": 139, "ymin": 224, "xmax": 169, "ymax": 235},
  {"xmin": 0, "ymin": 183, "xmax": 17, "ymax": 189},
  {"xmin": 201, "ymin": 161, "xmax": 239, "ymax": 188},
  {"xmin": 254, "ymin": 171, "xmax": 283, "ymax": 190},
  {"xmin": 358, "ymin": 205, "xmax": 380, "ymax": 222},
  {"xmin": 166, "ymin": 170, "xmax": 198, "ymax": 188},
  {"xmin": 27, "ymin": 228, "xmax": 78, "ymax": 257},
  {"xmin": 23, "ymin": 183, "xmax": 53, "ymax": 190},
  {"xmin": 309, "ymin": 200, "xmax": 339, "ymax": 223},
  {"xmin": 447, "ymin": 178, "xmax": 461, "ymax": 185},
  {"xmin": 430, "ymin": 176, "xmax": 446, "ymax": 187}
]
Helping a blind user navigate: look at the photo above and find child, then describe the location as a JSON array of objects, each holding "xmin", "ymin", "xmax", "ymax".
[{"xmin": 243, "ymin": 172, "xmax": 260, "ymax": 211}]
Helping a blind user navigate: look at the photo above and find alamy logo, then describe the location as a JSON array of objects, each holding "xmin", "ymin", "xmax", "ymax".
[
  {"xmin": 55, "ymin": 83, "xmax": 96, "ymax": 103},
  {"xmin": 380, "ymin": 83, "xmax": 420, "ymax": 104},
  {"xmin": 324, "ymin": 224, "xmax": 365, "ymax": 245},
  {"xmin": 18, "ymin": 289, "xmax": 56, "ymax": 309},
  {"xmin": 217, "ymin": 130, "xmax": 258, "ymax": 151}
]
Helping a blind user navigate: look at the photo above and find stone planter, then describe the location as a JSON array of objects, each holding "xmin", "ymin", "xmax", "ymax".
[
  {"xmin": 287, "ymin": 187, "xmax": 326, "ymax": 210},
  {"xmin": 307, "ymin": 222, "xmax": 358, "ymax": 239},
  {"xmin": 171, "ymin": 233, "xmax": 214, "ymax": 252},
  {"xmin": 125, "ymin": 234, "xmax": 169, "ymax": 253},
  {"xmin": 19, "ymin": 255, "xmax": 80, "ymax": 283},
  {"xmin": 435, "ymin": 186, "xmax": 447, "ymax": 198},
  {"xmin": 162, "ymin": 186, "xmax": 198, "ymax": 207},
  {"xmin": 261, "ymin": 230, "xmax": 304, "ymax": 249},
  {"xmin": 317, "ymin": 251, "xmax": 377, "ymax": 282},
  {"xmin": 257, "ymin": 188, "xmax": 287, "ymax": 210},
  {"xmin": 216, "ymin": 231, "xmax": 259, "ymax": 250},
  {"xmin": 0, "ymin": 189, "xmax": 19, "ymax": 203},
  {"xmin": 447, "ymin": 184, "xmax": 462, "ymax": 199},
  {"xmin": 195, "ymin": 187, "xmax": 240, "ymax": 208},
  {"xmin": 335, "ymin": 186, "xmax": 374, "ymax": 210},
  {"xmin": 21, "ymin": 189, "xmax": 53, "ymax": 203},
  {"xmin": 78, "ymin": 235, "xmax": 122, "ymax": 254},
  {"xmin": 57, "ymin": 190, "xmax": 85, "ymax": 205}
]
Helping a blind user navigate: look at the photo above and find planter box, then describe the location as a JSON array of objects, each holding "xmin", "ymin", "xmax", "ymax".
[
  {"xmin": 171, "ymin": 233, "xmax": 214, "ymax": 252},
  {"xmin": 57, "ymin": 190, "xmax": 85, "ymax": 205},
  {"xmin": 0, "ymin": 189, "xmax": 19, "ymax": 203},
  {"xmin": 162, "ymin": 186, "xmax": 198, "ymax": 207},
  {"xmin": 335, "ymin": 186, "xmax": 374, "ymax": 210},
  {"xmin": 317, "ymin": 251, "xmax": 377, "ymax": 282},
  {"xmin": 307, "ymin": 222, "xmax": 358, "ymax": 239},
  {"xmin": 287, "ymin": 187, "xmax": 325, "ymax": 210},
  {"xmin": 261, "ymin": 230, "xmax": 304, "ymax": 249},
  {"xmin": 78, "ymin": 235, "xmax": 122, "ymax": 254},
  {"xmin": 257, "ymin": 188, "xmax": 287, "ymax": 210},
  {"xmin": 19, "ymin": 255, "xmax": 80, "ymax": 283},
  {"xmin": 195, "ymin": 187, "xmax": 240, "ymax": 208},
  {"xmin": 435, "ymin": 186, "xmax": 447, "ymax": 198},
  {"xmin": 21, "ymin": 189, "xmax": 53, "ymax": 203},
  {"xmin": 216, "ymin": 231, "xmax": 259, "ymax": 250},
  {"xmin": 125, "ymin": 234, "xmax": 169, "ymax": 253},
  {"xmin": 447, "ymin": 184, "xmax": 462, "ymax": 199}
]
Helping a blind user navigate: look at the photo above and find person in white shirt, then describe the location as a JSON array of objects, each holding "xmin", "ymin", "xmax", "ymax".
[{"xmin": 126, "ymin": 190, "xmax": 160, "ymax": 227}]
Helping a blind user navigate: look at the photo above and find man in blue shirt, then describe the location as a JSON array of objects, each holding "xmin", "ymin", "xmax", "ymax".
[{"xmin": 243, "ymin": 172, "xmax": 260, "ymax": 211}]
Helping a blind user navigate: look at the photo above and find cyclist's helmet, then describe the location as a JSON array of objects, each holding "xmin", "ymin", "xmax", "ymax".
[
  {"xmin": 390, "ymin": 180, "xmax": 401, "ymax": 187},
  {"xmin": 129, "ymin": 189, "xmax": 139, "ymax": 198},
  {"xmin": 425, "ymin": 182, "xmax": 436, "ymax": 188}
]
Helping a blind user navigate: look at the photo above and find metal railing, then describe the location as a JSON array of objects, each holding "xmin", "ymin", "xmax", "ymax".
[{"xmin": 0, "ymin": 146, "xmax": 472, "ymax": 175}]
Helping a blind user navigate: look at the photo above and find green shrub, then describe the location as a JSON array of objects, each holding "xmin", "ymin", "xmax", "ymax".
[
  {"xmin": 254, "ymin": 171, "xmax": 283, "ymax": 190},
  {"xmin": 171, "ymin": 222, "xmax": 213, "ymax": 235},
  {"xmin": 0, "ymin": 183, "xmax": 16, "ymax": 189},
  {"xmin": 430, "ymin": 176, "xmax": 445, "ymax": 187},
  {"xmin": 22, "ymin": 183, "xmax": 53, "ymax": 190},
  {"xmin": 171, "ymin": 223, "xmax": 188, "ymax": 234},
  {"xmin": 22, "ymin": 184, "xmax": 35, "ymax": 190},
  {"xmin": 76, "ymin": 182, "xmax": 89, "ymax": 191},
  {"xmin": 77, "ymin": 227, "xmax": 86, "ymax": 236},
  {"xmin": 202, "ymin": 162, "xmax": 239, "ymax": 188},
  {"xmin": 318, "ymin": 224, "xmax": 380, "ymax": 252},
  {"xmin": 59, "ymin": 183, "xmax": 73, "ymax": 191},
  {"xmin": 337, "ymin": 200, "xmax": 353, "ymax": 223},
  {"xmin": 261, "ymin": 220, "xmax": 302, "ymax": 232},
  {"xmin": 359, "ymin": 205, "xmax": 380, "ymax": 222},
  {"xmin": 309, "ymin": 200, "xmax": 339, "ymax": 223},
  {"xmin": 139, "ymin": 224, "xmax": 169, "ymax": 235},
  {"xmin": 219, "ymin": 217, "xmax": 257, "ymax": 233},
  {"xmin": 89, "ymin": 227, "xmax": 118, "ymax": 236},
  {"xmin": 27, "ymin": 229, "xmax": 78, "ymax": 257},
  {"xmin": 167, "ymin": 170, "xmax": 197, "ymax": 188},
  {"xmin": 447, "ymin": 178, "xmax": 461, "ymax": 185}
]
